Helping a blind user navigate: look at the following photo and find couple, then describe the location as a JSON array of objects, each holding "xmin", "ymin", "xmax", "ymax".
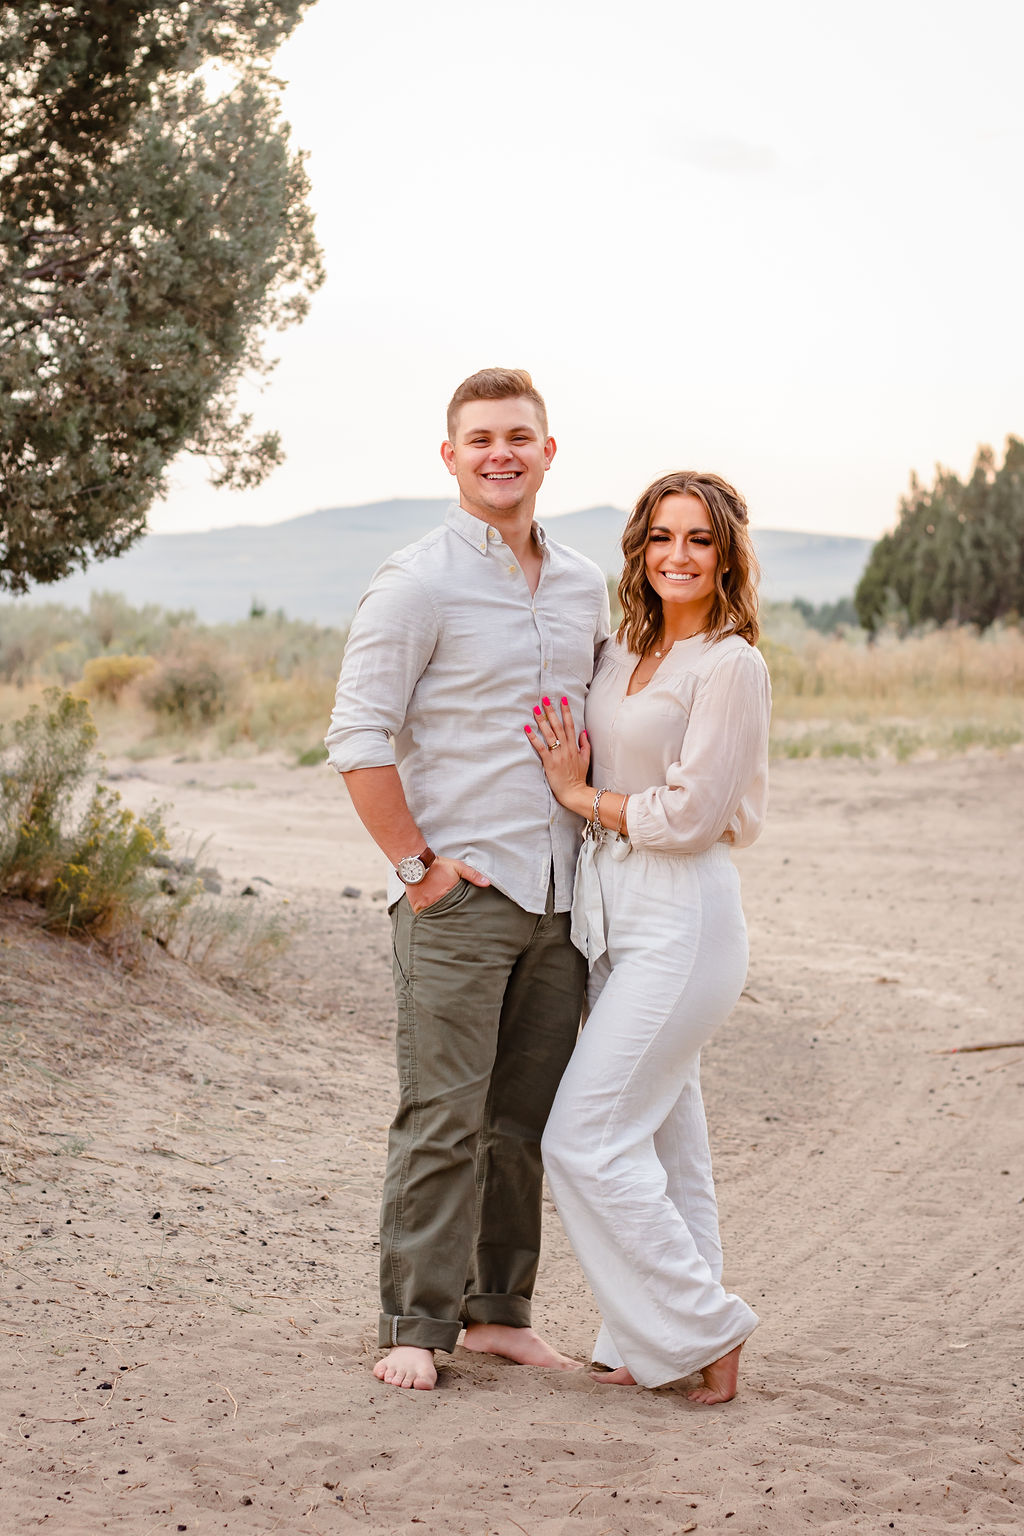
[{"xmin": 326, "ymin": 368, "xmax": 771, "ymax": 1400}]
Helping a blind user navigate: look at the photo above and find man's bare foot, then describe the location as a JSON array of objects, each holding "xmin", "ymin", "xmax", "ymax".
[
  {"xmin": 373, "ymin": 1346, "xmax": 437, "ymax": 1391},
  {"xmin": 686, "ymin": 1342, "xmax": 742, "ymax": 1404},
  {"xmin": 590, "ymin": 1365, "xmax": 637, "ymax": 1385},
  {"xmin": 461, "ymin": 1323, "xmax": 582, "ymax": 1371}
]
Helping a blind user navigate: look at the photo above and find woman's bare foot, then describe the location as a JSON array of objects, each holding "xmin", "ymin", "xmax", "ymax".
[
  {"xmin": 373, "ymin": 1346, "xmax": 437, "ymax": 1391},
  {"xmin": 590, "ymin": 1365, "xmax": 637, "ymax": 1385},
  {"xmin": 686, "ymin": 1342, "xmax": 743, "ymax": 1404},
  {"xmin": 461, "ymin": 1323, "xmax": 582, "ymax": 1371}
]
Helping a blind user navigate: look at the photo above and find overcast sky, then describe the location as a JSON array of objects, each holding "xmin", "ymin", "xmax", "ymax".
[{"xmin": 152, "ymin": 0, "xmax": 1023, "ymax": 540}]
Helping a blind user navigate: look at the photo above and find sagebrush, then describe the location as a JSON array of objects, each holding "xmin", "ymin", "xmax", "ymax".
[
  {"xmin": 1, "ymin": 596, "xmax": 1021, "ymax": 763},
  {"xmin": 0, "ymin": 689, "xmax": 199, "ymax": 945}
]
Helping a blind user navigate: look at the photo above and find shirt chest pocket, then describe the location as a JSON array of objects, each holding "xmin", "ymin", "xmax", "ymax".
[{"xmin": 547, "ymin": 613, "xmax": 597, "ymax": 686}]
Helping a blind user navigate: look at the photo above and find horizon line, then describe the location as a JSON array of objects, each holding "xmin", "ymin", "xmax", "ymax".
[{"xmin": 148, "ymin": 496, "xmax": 878, "ymax": 544}]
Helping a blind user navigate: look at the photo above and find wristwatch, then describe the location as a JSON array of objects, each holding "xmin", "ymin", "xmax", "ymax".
[{"xmin": 396, "ymin": 846, "xmax": 436, "ymax": 884}]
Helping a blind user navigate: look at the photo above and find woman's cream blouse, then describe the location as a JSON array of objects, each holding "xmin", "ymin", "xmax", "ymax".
[{"xmin": 584, "ymin": 632, "xmax": 772, "ymax": 854}]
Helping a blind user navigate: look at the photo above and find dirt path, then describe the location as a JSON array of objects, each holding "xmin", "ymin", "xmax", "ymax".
[{"xmin": 2, "ymin": 751, "xmax": 1022, "ymax": 1534}]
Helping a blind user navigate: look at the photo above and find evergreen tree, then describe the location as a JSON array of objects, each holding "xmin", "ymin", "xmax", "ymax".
[
  {"xmin": 0, "ymin": 1, "xmax": 324, "ymax": 593},
  {"xmin": 986, "ymin": 436, "xmax": 1024, "ymax": 626},
  {"xmin": 791, "ymin": 595, "xmax": 860, "ymax": 633},
  {"xmin": 855, "ymin": 439, "xmax": 1024, "ymax": 631}
]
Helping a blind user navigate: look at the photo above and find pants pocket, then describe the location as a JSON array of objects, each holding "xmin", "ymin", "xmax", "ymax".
[{"xmin": 412, "ymin": 877, "xmax": 473, "ymax": 919}]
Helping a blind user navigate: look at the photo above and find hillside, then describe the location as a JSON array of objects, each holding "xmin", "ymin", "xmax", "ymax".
[{"xmin": 10, "ymin": 498, "xmax": 874, "ymax": 624}]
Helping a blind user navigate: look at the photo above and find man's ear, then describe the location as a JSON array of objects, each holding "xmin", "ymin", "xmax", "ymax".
[
  {"xmin": 440, "ymin": 440, "xmax": 457, "ymax": 475},
  {"xmin": 543, "ymin": 436, "xmax": 557, "ymax": 470}
]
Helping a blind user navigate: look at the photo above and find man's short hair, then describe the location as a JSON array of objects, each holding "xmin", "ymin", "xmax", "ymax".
[{"xmin": 446, "ymin": 368, "xmax": 548, "ymax": 441}]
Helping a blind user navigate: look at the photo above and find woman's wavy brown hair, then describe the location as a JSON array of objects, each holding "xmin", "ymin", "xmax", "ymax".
[{"xmin": 617, "ymin": 470, "xmax": 761, "ymax": 653}]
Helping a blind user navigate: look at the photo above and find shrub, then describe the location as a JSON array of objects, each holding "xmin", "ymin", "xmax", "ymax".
[
  {"xmin": 0, "ymin": 689, "xmax": 200, "ymax": 944},
  {"xmin": 0, "ymin": 690, "xmax": 98, "ymax": 894},
  {"xmin": 81, "ymin": 653, "xmax": 156, "ymax": 702},
  {"xmin": 45, "ymin": 785, "xmax": 168, "ymax": 933},
  {"xmin": 140, "ymin": 648, "xmax": 235, "ymax": 726},
  {"xmin": 296, "ymin": 743, "xmax": 327, "ymax": 767},
  {"xmin": 49, "ymin": 640, "xmax": 92, "ymax": 685},
  {"xmin": 0, "ymin": 602, "xmax": 81, "ymax": 684}
]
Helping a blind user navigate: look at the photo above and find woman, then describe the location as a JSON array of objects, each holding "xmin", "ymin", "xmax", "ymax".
[{"xmin": 525, "ymin": 470, "xmax": 770, "ymax": 1403}]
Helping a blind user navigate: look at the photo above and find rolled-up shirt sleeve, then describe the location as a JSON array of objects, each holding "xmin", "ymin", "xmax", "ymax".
[
  {"xmin": 625, "ymin": 645, "xmax": 771, "ymax": 854},
  {"xmin": 325, "ymin": 562, "xmax": 439, "ymax": 772}
]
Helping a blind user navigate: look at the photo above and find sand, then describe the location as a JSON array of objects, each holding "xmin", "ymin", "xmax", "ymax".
[{"xmin": 2, "ymin": 749, "xmax": 1022, "ymax": 1534}]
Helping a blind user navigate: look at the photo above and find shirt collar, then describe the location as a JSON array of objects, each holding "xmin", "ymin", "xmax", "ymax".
[{"xmin": 444, "ymin": 501, "xmax": 548, "ymax": 555}]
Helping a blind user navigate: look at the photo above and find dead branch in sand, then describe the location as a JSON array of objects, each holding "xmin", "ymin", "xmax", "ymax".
[{"xmin": 932, "ymin": 1039, "xmax": 1024, "ymax": 1055}]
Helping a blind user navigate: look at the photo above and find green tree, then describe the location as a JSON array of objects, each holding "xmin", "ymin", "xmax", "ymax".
[
  {"xmin": 855, "ymin": 439, "xmax": 1024, "ymax": 631},
  {"xmin": 0, "ymin": 1, "xmax": 324, "ymax": 593},
  {"xmin": 791, "ymin": 595, "xmax": 860, "ymax": 633}
]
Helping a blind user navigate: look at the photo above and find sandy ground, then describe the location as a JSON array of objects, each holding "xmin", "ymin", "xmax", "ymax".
[{"xmin": 2, "ymin": 749, "xmax": 1023, "ymax": 1535}]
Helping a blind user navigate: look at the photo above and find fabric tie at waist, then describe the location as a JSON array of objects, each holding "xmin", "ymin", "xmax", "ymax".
[{"xmin": 570, "ymin": 834, "xmax": 631, "ymax": 963}]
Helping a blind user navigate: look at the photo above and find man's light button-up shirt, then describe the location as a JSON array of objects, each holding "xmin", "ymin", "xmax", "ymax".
[{"xmin": 326, "ymin": 502, "xmax": 610, "ymax": 914}]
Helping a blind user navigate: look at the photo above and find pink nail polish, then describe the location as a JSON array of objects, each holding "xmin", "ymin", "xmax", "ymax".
[
  {"xmin": 542, "ymin": 697, "xmax": 551, "ymax": 707},
  {"xmin": 561, "ymin": 697, "xmax": 568, "ymax": 707},
  {"xmin": 533, "ymin": 706, "xmax": 541, "ymax": 716},
  {"xmin": 525, "ymin": 724, "xmax": 532, "ymax": 733}
]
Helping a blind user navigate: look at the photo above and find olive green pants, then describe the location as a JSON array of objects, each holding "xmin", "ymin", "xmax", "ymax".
[{"xmin": 379, "ymin": 878, "xmax": 586, "ymax": 1352}]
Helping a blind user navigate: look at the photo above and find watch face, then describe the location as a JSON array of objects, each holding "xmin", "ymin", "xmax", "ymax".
[{"xmin": 397, "ymin": 856, "xmax": 427, "ymax": 884}]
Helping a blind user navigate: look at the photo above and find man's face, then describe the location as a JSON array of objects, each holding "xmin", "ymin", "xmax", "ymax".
[{"xmin": 441, "ymin": 397, "xmax": 555, "ymax": 523}]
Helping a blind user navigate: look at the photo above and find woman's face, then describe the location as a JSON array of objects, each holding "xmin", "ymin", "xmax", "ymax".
[{"xmin": 643, "ymin": 493, "xmax": 720, "ymax": 625}]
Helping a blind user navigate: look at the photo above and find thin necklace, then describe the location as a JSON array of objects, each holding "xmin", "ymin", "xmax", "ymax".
[{"xmin": 653, "ymin": 628, "xmax": 703, "ymax": 658}]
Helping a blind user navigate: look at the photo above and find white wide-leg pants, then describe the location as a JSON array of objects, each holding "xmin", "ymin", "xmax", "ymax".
[{"xmin": 542, "ymin": 841, "xmax": 759, "ymax": 1388}]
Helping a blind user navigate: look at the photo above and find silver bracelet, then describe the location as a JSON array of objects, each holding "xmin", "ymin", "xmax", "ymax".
[{"xmin": 590, "ymin": 788, "xmax": 608, "ymax": 840}]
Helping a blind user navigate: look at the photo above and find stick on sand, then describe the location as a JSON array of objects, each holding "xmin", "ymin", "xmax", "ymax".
[{"xmin": 932, "ymin": 1039, "xmax": 1024, "ymax": 1055}]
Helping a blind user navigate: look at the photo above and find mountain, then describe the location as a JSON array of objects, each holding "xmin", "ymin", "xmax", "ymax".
[{"xmin": 8, "ymin": 499, "xmax": 873, "ymax": 625}]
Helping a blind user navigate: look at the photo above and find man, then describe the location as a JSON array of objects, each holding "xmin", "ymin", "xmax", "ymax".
[{"xmin": 326, "ymin": 367, "xmax": 609, "ymax": 1390}]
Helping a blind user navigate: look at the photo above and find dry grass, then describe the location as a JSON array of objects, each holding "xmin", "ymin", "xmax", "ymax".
[
  {"xmin": 4, "ymin": 606, "xmax": 1022, "ymax": 765},
  {"xmin": 763, "ymin": 623, "xmax": 1024, "ymax": 758},
  {"xmin": 0, "ymin": 678, "xmax": 332, "ymax": 762},
  {"xmin": 158, "ymin": 891, "xmax": 293, "ymax": 980},
  {"xmin": 0, "ymin": 600, "xmax": 344, "ymax": 762},
  {"xmin": 764, "ymin": 622, "xmax": 1024, "ymax": 705}
]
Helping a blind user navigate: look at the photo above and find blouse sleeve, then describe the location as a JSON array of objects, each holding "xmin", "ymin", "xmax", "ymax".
[{"xmin": 624, "ymin": 644, "xmax": 771, "ymax": 854}]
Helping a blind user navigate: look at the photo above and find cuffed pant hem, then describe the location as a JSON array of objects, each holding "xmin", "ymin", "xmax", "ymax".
[
  {"xmin": 378, "ymin": 1312, "xmax": 463, "ymax": 1353},
  {"xmin": 460, "ymin": 1292, "xmax": 533, "ymax": 1329}
]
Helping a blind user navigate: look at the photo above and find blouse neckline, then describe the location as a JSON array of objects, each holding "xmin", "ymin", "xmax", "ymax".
[{"xmin": 617, "ymin": 634, "xmax": 710, "ymax": 698}]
